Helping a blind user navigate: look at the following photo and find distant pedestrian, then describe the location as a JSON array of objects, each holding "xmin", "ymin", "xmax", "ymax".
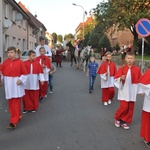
[
  {"xmin": 35, "ymin": 36, "xmax": 52, "ymax": 57},
  {"xmin": 1, "ymin": 46, "xmax": 28, "ymax": 129},
  {"xmin": 139, "ymin": 68, "xmax": 150, "ymax": 147},
  {"xmin": 36, "ymin": 47, "xmax": 52, "ymax": 102},
  {"xmin": 97, "ymin": 52, "xmax": 117, "ymax": 106},
  {"xmin": 87, "ymin": 56, "xmax": 99, "ymax": 93},
  {"xmin": 22, "ymin": 50, "xmax": 45, "ymax": 113},
  {"xmin": 49, "ymin": 57, "xmax": 56, "ymax": 94},
  {"xmin": 114, "ymin": 52, "xmax": 142, "ymax": 130},
  {"xmin": 55, "ymin": 44, "xmax": 65, "ymax": 67}
]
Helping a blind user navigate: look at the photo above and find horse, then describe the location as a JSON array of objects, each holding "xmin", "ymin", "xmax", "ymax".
[
  {"xmin": 79, "ymin": 45, "xmax": 91, "ymax": 72},
  {"xmin": 66, "ymin": 41, "xmax": 77, "ymax": 66},
  {"xmin": 74, "ymin": 40, "xmax": 86, "ymax": 69}
]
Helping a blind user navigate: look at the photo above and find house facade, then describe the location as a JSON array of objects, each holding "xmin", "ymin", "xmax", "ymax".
[{"xmin": 0, "ymin": 0, "xmax": 47, "ymax": 62}]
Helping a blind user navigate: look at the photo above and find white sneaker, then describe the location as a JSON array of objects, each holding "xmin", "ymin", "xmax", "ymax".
[
  {"xmin": 108, "ymin": 100, "xmax": 112, "ymax": 105},
  {"xmin": 115, "ymin": 120, "xmax": 120, "ymax": 127},
  {"xmin": 104, "ymin": 102, "xmax": 108, "ymax": 106},
  {"xmin": 121, "ymin": 123, "xmax": 130, "ymax": 130},
  {"xmin": 50, "ymin": 91, "xmax": 53, "ymax": 94},
  {"xmin": 45, "ymin": 95, "xmax": 47, "ymax": 97}
]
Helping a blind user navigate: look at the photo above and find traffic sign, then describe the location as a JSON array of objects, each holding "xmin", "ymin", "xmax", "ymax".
[{"xmin": 136, "ymin": 18, "xmax": 150, "ymax": 37}]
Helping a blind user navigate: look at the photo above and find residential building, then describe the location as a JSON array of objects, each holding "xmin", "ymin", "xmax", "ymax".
[
  {"xmin": 0, "ymin": 0, "xmax": 30, "ymax": 61},
  {"xmin": 75, "ymin": 16, "xmax": 95, "ymax": 40},
  {"xmin": 0, "ymin": 0, "xmax": 48, "ymax": 62},
  {"xmin": 18, "ymin": 2, "xmax": 47, "ymax": 48}
]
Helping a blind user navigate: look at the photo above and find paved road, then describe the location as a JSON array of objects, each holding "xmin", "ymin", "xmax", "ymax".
[{"xmin": 0, "ymin": 61, "xmax": 148, "ymax": 150}]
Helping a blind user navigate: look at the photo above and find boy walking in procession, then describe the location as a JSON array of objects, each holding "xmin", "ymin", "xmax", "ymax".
[
  {"xmin": 114, "ymin": 52, "xmax": 142, "ymax": 130},
  {"xmin": 22, "ymin": 50, "xmax": 45, "ymax": 113},
  {"xmin": 97, "ymin": 52, "xmax": 117, "ymax": 106},
  {"xmin": 139, "ymin": 68, "xmax": 150, "ymax": 147},
  {"xmin": 0, "ymin": 46, "xmax": 28, "ymax": 129},
  {"xmin": 36, "ymin": 47, "xmax": 52, "ymax": 102},
  {"xmin": 49, "ymin": 57, "xmax": 56, "ymax": 94},
  {"xmin": 87, "ymin": 56, "xmax": 99, "ymax": 93}
]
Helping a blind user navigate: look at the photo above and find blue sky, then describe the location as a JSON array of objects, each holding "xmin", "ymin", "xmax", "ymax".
[{"xmin": 16, "ymin": 0, "xmax": 102, "ymax": 36}]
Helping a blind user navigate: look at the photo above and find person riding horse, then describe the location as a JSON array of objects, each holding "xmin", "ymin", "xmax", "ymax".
[{"xmin": 66, "ymin": 41, "xmax": 77, "ymax": 66}]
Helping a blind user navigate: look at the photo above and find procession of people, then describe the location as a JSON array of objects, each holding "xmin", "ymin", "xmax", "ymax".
[{"xmin": 0, "ymin": 37, "xmax": 150, "ymax": 148}]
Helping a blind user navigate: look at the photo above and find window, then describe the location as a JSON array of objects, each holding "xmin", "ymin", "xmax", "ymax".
[
  {"xmin": 12, "ymin": 10, "xmax": 16, "ymax": 22},
  {"xmin": 5, "ymin": 3, "xmax": 9, "ymax": 18},
  {"xmin": 17, "ymin": 39, "xmax": 21, "ymax": 50},
  {"xmin": 23, "ymin": 39, "xmax": 26, "ymax": 50},
  {"xmin": 23, "ymin": 19, "xmax": 27, "ymax": 30},
  {"xmin": 18, "ymin": 19, "xmax": 21, "ymax": 27},
  {"xmin": 12, "ymin": 37, "xmax": 16, "ymax": 47},
  {"xmin": 5, "ymin": 35, "xmax": 9, "ymax": 51}
]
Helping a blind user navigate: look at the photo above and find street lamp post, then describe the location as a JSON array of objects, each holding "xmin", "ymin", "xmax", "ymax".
[{"xmin": 72, "ymin": 3, "xmax": 85, "ymax": 40}]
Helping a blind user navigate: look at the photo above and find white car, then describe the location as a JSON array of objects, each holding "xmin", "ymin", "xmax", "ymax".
[{"xmin": 20, "ymin": 50, "xmax": 29, "ymax": 61}]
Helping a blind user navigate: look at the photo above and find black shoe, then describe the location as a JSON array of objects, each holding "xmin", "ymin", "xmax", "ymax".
[
  {"xmin": 60, "ymin": 66, "xmax": 62, "ymax": 67},
  {"xmin": 89, "ymin": 90, "xmax": 92, "ymax": 93},
  {"xmin": 40, "ymin": 97, "xmax": 44, "ymax": 103},
  {"xmin": 7, "ymin": 123, "xmax": 16, "ymax": 129},
  {"xmin": 22, "ymin": 110, "xmax": 28, "ymax": 114},
  {"xmin": 145, "ymin": 142, "xmax": 150, "ymax": 148}
]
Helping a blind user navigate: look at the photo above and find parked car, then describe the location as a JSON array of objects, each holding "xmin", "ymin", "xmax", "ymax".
[{"xmin": 20, "ymin": 50, "xmax": 29, "ymax": 61}]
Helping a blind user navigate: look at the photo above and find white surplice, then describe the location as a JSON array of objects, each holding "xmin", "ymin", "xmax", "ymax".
[
  {"xmin": 25, "ymin": 64, "xmax": 45, "ymax": 90},
  {"xmin": 100, "ymin": 66, "xmax": 115, "ymax": 88},
  {"xmin": 139, "ymin": 84, "xmax": 150, "ymax": 112},
  {"xmin": 3, "ymin": 75, "xmax": 28, "ymax": 99},
  {"xmin": 115, "ymin": 69, "xmax": 142, "ymax": 102},
  {"xmin": 39, "ymin": 59, "xmax": 50, "ymax": 81}
]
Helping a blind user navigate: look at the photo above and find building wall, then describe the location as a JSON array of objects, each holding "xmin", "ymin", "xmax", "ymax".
[
  {"xmin": 106, "ymin": 28, "xmax": 134, "ymax": 48},
  {"xmin": 1, "ymin": 0, "xmax": 38, "ymax": 60}
]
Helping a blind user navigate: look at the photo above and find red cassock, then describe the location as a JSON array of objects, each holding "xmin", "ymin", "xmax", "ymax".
[
  {"xmin": 1, "ymin": 58, "xmax": 28, "ymax": 125},
  {"xmin": 139, "ymin": 68, "xmax": 150, "ymax": 142},
  {"xmin": 36, "ymin": 55, "xmax": 52, "ymax": 98},
  {"xmin": 23, "ymin": 60, "xmax": 44, "ymax": 111},
  {"xmin": 55, "ymin": 50, "xmax": 65, "ymax": 63},
  {"xmin": 97, "ymin": 61, "xmax": 117, "ymax": 102},
  {"xmin": 114, "ymin": 65, "xmax": 142, "ymax": 124}
]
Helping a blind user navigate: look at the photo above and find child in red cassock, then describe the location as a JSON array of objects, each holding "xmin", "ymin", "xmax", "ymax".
[
  {"xmin": 22, "ymin": 50, "xmax": 45, "ymax": 113},
  {"xmin": 114, "ymin": 52, "xmax": 142, "ymax": 130},
  {"xmin": 139, "ymin": 68, "xmax": 150, "ymax": 148},
  {"xmin": 97, "ymin": 52, "xmax": 117, "ymax": 106},
  {"xmin": 36, "ymin": 47, "xmax": 52, "ymax": 102},
  {"xmin": 1, "ymin": 46, "xmax": 28, "ymax": 129}
]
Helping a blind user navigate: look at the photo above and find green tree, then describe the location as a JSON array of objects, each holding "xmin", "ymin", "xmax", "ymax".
[
  {"xmin": 99, "ymin": 34, "xmax": 111, "ymax": 51},
  {"xmin": 88, "ymin": 22, "xmax": 104, "ymax": 48},
  {"xmin": 94, "ymin": 0, "xmax": 150, "ymax": 51},
  {"xmin": 52, "ymin": 32, "xmax": 57, "ymax": 44},
  {"xmin": 57, "ymin": 34, "xmax": 63, "ymax": 43}
]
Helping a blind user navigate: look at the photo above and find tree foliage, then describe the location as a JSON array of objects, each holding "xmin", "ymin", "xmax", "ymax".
[
  {"xmin": 52, "ymin": 32, "xmax": 57, "ymax": 44},
  {"xmin": 99, "ymin": 34, "xmax": 111, "ymax": 51},
  {"xmin": 57, "ymin": 34, "xmax": 63, "ymax": 43},
  {"xmin": 94, "ymin": 0, "xmax": 150, "ymax": 50},
  {"xmin": 87, "ymin": 22, "xmax": 104, "ymax": 48}
]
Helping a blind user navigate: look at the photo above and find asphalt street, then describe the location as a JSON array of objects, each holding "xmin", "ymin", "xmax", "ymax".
[{"xmin": 0, "ymin": 61, "xmax": 149, "ymax": 150}]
